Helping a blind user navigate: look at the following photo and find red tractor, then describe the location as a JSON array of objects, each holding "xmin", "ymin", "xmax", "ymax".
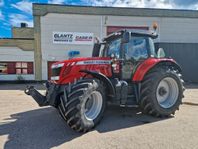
[{"xmin": 25, "ymin": 28, "xmax": 184, "ymax": 132}]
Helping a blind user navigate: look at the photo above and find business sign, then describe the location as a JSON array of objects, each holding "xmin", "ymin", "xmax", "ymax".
[{"xmin": 53, "ymin": 32, "xmax": 94, "ymax": 45}]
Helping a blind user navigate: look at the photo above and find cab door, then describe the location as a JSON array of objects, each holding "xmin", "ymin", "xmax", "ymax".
[
  {"xmin": 121, "ymin": 36, "xmax": 149, "ymax": 81},
  {"xmin": 102, "ymin": 37, "xmax": 122, "ymax": 78}
]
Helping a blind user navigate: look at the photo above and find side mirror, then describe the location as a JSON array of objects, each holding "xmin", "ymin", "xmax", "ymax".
[
  {"xmin": 122, "ymin": 32, "xmax": 129, "ymax": 43},
  {"xmin": 157, "ymin": 48, "xmax": 165, "ymax": 58}
]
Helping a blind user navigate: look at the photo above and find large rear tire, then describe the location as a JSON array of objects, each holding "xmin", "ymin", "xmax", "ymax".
[
  {"xmin": 140, "ymin": 66, "xmax": 184, "ymax": 117},
  {"xmin": 58, "ymin": 79, "xmax": 106, "ymax": 132}
]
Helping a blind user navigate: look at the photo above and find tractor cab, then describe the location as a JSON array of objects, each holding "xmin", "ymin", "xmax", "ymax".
[{"xmin": 93, "ymin": 29, "xmax": 160, "ymax": 80}]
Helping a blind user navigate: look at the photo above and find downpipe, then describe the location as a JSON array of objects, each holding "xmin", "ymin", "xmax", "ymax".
[{"xmin": 24, "ymin": 86, "xmax": 49, "ymax": 107}]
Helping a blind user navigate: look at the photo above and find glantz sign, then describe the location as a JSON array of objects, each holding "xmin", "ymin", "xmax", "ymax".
[{"xmin": 53, "ymin": 32, "xmax": 94, "ymax": 45}]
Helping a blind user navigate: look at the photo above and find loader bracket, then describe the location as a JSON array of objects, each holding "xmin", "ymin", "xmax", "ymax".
[{"xmin": 24, "ymin": 86, "xmax": 48, "ymax": 107}]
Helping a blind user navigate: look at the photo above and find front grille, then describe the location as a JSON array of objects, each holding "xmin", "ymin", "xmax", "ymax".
[{"xmin": 51, "ymin": 67, "xmax": 62, "ymax": 77}]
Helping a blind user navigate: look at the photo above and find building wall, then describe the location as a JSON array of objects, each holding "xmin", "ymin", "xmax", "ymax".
[
  {"xmin": 40, "ymin": 12, "xmax": 198, "ymax": 81},
  {"xmin": 159, "ymin": 17, "xmax": 198, "ymax": 43},
  {"xmin": 40, "ymin": 13, "xmax": 103, "ymax": 80},
  {"xmin": 12, "ymin": 27, "xmax": 34, "ymax": 39},
  {"xmin": 0, "ymin": 47, "xmax": 35, "ymax": 81},
  {"xmin": 0, "ymin": 39, "xmax": 34, "ymax": 51},
  {"xmin": 105, "ymin": 16, "xmax": 198, "ymax": 43}
]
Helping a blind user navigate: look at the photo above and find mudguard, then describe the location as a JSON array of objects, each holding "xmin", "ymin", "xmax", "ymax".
[
  {"xmin": 132, "ymin": 58, "xmax": 182, "ymax": 82},
  {"xmin": 80, "ymin": 70, "xmax": 116, "ymax": 96}
]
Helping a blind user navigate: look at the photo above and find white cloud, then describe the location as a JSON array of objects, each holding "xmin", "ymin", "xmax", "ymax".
[
  {"xmin": 48, "ymin": 0, "xmax": 65, "ymax": 4},
  {"xmin": 195, "ymin": 3, "xmax": 198, "ymax": 10},
  {"xmin": 0, "ymin": 10, "xmax": 4, "ymax": 20},
  {"xmin": 11, "ymin": 1, "xmax": 32, "ymax": 14},
  {"xmin": 3, "ymin": 22, "xmax": 9, "ymax": 26},
  {"xmin": 143, "ymin": 0, "xmax": 173, "ymax": 9},
  {"xmin": 9, "ymin": 14, "xmax": 33, "ymax": 27},
  {"xmin": 84, "ymin": 0, "xmax": 173, "ymax": 9},
  {"xmin": 172, "ymin": 0, "xmax": 198, "ymax": 6},
  {"xmin": 0, "ymin": 0, "xmax": 4, "ymax": 6},
  {"xmin": 83, "ymin": 0, "xmax": 198, "ymax": 10}
]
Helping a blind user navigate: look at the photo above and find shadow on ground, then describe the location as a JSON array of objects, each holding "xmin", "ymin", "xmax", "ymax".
[
  {"xmin": 0, "ymin": 83, "xmax": 45, "ymax": 90},
  {"xmin": 0, "ymin": 106, "xmax": 171, "ymax": 149},
  {"xmin": 0, "ymin": 82, "xmax": 198, "ymax": 91}
]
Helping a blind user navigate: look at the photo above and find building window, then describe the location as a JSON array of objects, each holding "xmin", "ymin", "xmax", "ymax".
[
  {"xmin": 16, "ymin": 62, "xmax": 28, "ymax": 74},
  {"xmin": 0, "ymin": 62, "xmax": 34, "ymax": 75},
  {"xmin": 0, "ymin": 63, "xmax": 8, "ymax": 74}
]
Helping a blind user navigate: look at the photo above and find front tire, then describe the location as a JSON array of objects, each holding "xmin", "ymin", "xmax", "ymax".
[
  {"xmin": 140, "ymin": 66, "xmax": 184, "ymax": 117},
  {"xmin": 58, "ymin": 79, "xmax": 106, "ymax": 132}
]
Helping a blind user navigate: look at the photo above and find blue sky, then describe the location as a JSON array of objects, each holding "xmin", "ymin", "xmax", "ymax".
[{"xmin": 0, "ymin": 0, "xmax": 198, "ymax": 38}]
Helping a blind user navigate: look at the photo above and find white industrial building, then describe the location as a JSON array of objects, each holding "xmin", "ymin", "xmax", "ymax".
[
  {"xmin": 0, "ymin": 47, "xmax": 34, "ymax": 80},
  {"xmin": 1, "ymin": 4, "xmax": 198, "ymax": 82},
  {"xmin": 0, "ymin": 26, "xmax": 35, "ymax": 81}
]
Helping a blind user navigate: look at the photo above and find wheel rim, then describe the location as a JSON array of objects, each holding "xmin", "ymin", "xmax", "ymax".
[
  {"xmin": 84, "ymin": 91, "xmax": 103, "ymax": 121},
  {"xmin": 156, "ymin": 77, "xmax": 179, "ymax": 108}
]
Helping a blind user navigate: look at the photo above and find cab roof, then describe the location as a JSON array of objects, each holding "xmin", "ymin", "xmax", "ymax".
[{"xmin": 103, "ymin": 29, "xmax": 158, "ymax": 42}]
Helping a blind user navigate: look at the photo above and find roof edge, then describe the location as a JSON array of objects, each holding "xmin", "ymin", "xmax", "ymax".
[{"xmin": 33, "ymin": 3, "xmax": 198, "ymax": 18}]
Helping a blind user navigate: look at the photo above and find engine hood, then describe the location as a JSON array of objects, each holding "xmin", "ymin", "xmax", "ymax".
[
  {"xmin": 53, "ymin": 57, "xmax": 111, "ymax": 66},
  {"xmin": 51, "ymin": 57, "xmax": 113, "ymax": 84}
]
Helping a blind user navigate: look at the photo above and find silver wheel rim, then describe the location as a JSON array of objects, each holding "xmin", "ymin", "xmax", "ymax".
[
  {"xmin": 156, "ymin": 77, "xmax": 179, "ymax": 108},
  {"xmin": 84, "ymin": 91, "xmax": 103, "ymax": 121}
]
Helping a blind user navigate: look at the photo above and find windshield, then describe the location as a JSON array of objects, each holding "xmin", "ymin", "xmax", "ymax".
[
  {"xmin": 123, "ymin": 37, "xmax": 148, "ymax": 61},
  {"xmin": 100, "ymin": 38, "xmax": 121, "ymax": 58}
]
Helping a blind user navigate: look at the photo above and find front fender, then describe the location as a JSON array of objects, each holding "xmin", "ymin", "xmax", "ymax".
[
  {"xmin": 80, "ymin": 70, "xmax": 116, "ymax": 96},
  {"xmin": 132, "ymin": 58, "xmax": 182, "ymax": 82}
]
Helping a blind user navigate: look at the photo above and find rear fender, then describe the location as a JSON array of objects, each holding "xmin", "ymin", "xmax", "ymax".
[
  {"xmin": 80, "ymin": 70, "xmax": 116, "ymax": 96},
  {"xmin": 132, "ymin": 58, "xmax": 182, "ymax": 82}
]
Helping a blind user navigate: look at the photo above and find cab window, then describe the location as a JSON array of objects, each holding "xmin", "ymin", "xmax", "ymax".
[
  {"xmin": 148, "ymin": 37, "xmax": 156, "ymax": 57},
  {"xmin": 123, "ymin": 37, "xmax": 148, "ymax": 61},
  {"xmin": 106, "ymin": 38, "xmax": 121, "ymax": 58}
]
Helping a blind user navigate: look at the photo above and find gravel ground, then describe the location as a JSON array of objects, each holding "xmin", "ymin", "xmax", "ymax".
[{"xmin": 0, "ymin": 83, "xmax": 198, "ymax": 149}]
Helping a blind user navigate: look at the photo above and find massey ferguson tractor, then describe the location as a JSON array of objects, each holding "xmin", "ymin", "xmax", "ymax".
[{"xmin": 25, "ymin": 27, "xmax": 184, "ymax": 132}]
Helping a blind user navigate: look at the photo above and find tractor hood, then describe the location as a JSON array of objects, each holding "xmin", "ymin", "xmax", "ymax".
[
  {"xmin": 51, "ymin": 57, "xmax": 112, "ymax": 84},
  {"xmin": 52, "ymin": 57, "xmax": 111, "ymax": 67}
]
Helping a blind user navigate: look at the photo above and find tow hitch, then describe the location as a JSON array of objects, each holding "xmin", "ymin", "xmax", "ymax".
[{"xmin": 24, "ymin": 86, "xmax": 49, "ymax": 107}]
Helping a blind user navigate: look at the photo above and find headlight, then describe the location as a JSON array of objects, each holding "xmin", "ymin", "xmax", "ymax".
[
  {"xmin": 51, "ymin": 63, "xmax": 65, "ymax": 81},
  {"xmin": 51, "ymin": 76, "xmax": 60, "ymax": 80},
  {"xmin": 51, "ymin": 63, "xmax": 64, "ymax": 69}
]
